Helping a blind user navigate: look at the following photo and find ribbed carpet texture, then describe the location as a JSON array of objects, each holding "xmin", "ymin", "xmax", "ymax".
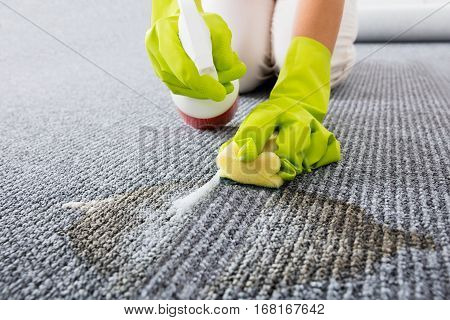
[{"xmin": 1, "ymin": 1, "xmax": 450, "ymax": 299}]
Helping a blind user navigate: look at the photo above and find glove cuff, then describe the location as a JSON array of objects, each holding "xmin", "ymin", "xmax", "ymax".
[
  {"xmin": 270, "ymin": 36, "xmax": 332, "ymax": 122},
  {"xmin": 293, "ymin": 36, "xmax": 331, "ymax": 59}
]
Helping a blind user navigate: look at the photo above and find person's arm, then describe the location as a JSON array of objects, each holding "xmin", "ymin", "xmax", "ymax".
[
  {"xmin": 218, "ymin": 0, "xmax": 344, "ymax": 188},
  {"xmin": 292, "ymin": 0, "xmax": 344, "ymax": 53}
]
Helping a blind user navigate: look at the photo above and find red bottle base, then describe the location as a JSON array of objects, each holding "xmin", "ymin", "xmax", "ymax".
[{"xmin": 177, "ymin": 98, "xmax": 239, "ymax": 130}]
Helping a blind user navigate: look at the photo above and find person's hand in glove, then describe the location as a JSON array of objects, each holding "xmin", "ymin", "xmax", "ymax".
[
  {"xmin": 145, "ymin": 0, "xmax": 246, "ymax": 102},
  {"xmin": 217, "ymin": 37, "xmax": 341, "ymax": 187}
]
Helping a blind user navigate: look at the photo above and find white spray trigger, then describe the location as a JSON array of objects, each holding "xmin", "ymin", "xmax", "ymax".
[{"xmin": 177, "ymin": 0, "xmax": 218, "ymax": 80}]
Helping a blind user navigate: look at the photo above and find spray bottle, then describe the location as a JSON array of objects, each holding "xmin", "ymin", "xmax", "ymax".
[{"xmin": 172, "ymin": 0, "xmax": 239, "ymax": 130}]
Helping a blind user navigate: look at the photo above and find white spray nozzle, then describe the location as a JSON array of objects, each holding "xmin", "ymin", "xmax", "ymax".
[{"xmin": 177, "ymin": 0, "xmax": 218, "ymax": 80}]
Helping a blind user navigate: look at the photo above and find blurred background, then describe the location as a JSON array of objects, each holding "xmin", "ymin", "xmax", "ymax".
[{"xmin": 357, "ymin": 0, "xmax": 450, "ymax": 41}]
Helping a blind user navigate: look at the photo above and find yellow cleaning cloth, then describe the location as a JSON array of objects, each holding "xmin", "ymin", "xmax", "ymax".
[{"xmin": 216, "ymin": 135, "xmax": 284, "ymax": 188}]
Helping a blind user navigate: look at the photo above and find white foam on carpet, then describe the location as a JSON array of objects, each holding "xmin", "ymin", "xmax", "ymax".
[{"xmin": 170, "ymin": 171, "xmax": 221, "ymax": 217}]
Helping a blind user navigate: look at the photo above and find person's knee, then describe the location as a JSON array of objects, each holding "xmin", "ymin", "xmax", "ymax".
[
  {"xmin": 330, "ymin": 43, "xmax": 356, "ymax": 87},
  {"xmin": 330, "ymin": 0, "xmax": 358, "ymax": 87},
  {"xmin": 272, "ymin": 0, "xmax": 358, "ymax": 87},
  {"xmin": 238, "ymin": 70, "xmax": 265, "ymax": 93},
  {"xmin": 272, "ymin": 0, "xmax": 297, "ymax": 72}
]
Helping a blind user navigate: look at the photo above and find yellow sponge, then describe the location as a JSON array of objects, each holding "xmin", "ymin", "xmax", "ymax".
[{"xmin": 216, "ymin": 135, "xmax": 284, "ymax": 188}]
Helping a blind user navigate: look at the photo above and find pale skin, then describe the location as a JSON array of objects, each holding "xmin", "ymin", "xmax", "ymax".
[{"xmin": 293, "ymin": 0, "xmax": 345, "ymax": 53}]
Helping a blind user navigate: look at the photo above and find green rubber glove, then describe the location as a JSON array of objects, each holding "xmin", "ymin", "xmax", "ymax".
[
  {"xmin": 146, "ymin": 0, "xmax": 246, "ymax": 102},
  {"xmin": 221, "ymin": 37, "xmax": 341, "ymax": 183}
]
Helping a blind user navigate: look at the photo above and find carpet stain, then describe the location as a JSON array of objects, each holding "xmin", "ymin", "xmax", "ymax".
[
  {"xmin": 63, "ymin": 183, "xmax": 437, "ymax": 298},
  {"xmin": 64, "ymin": 182, "xmax": 182, "ymax": 275},
  {"xmin": 201, "ymin": 190, "xmax": 438, "ymax": 299},
  {"xmin": 286, "ymin": 193, "xmax": 437, "ymax": 282}
]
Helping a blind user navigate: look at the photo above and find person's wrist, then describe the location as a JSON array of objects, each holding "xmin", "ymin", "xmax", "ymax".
[{"xmin": 292, "ymin": 36, "xmax": 332, "ymax": 59}]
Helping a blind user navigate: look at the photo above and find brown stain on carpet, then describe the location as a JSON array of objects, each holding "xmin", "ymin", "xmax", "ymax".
[
  {"xmin": 203, "ymin": 190, "xmax": 437, "ymax": 299},
  {"xmin": 291, "ymin": 193, "xmax": 436, "ymax": 281},
  {"xmin": 65, "ymin": 183, "xmax": 180, "ymax": 274},
  {"xmin": 64, "ymin": 183, "xmax": 437, "ymax": 296}
]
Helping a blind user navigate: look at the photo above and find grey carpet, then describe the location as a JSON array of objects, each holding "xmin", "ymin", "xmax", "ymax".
[{"xmin": 1, "ymin": 1, "xmax": 449, "ymax": 299}]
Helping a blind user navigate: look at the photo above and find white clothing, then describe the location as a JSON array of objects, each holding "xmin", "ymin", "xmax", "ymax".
[{"xmin": 202, "ymin": 0, "xmax": 359, "ymax": 92}]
